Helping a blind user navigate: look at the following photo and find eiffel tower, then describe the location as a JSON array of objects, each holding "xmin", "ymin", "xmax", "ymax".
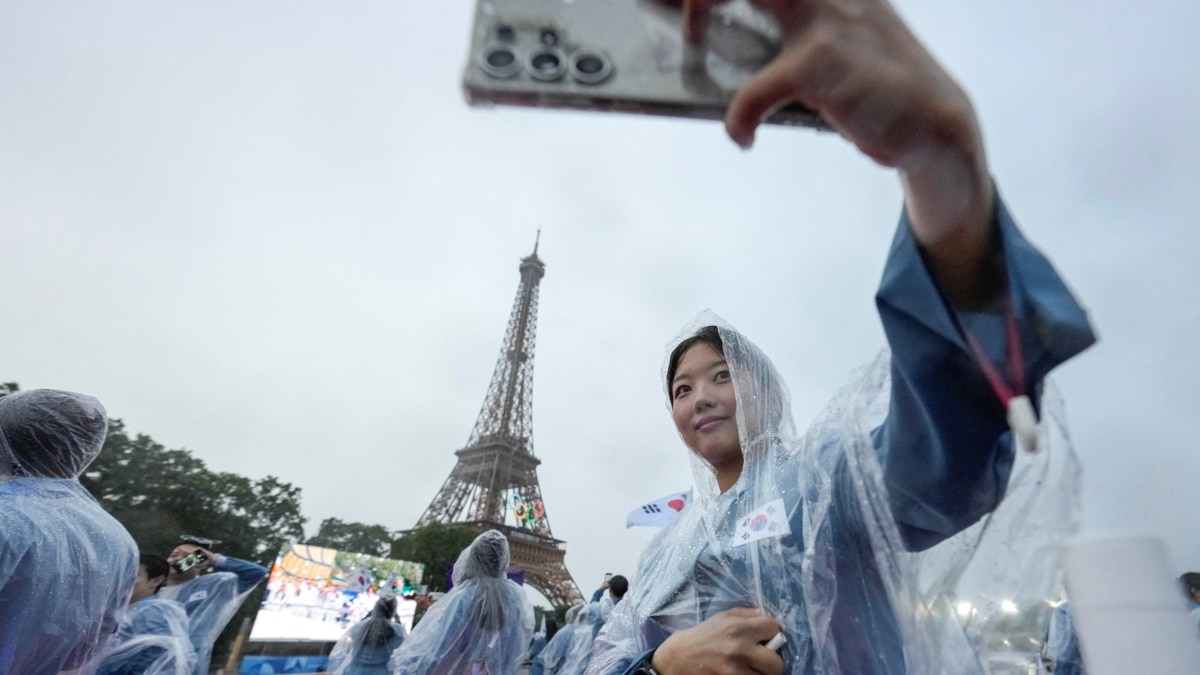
[{"xmin": 415, "ymin": 237, "xmax": 583, "ymax": 607}]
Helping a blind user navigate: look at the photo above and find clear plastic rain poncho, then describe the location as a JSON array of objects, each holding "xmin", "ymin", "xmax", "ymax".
[
  {"xmin": 328, "ymin": 587, "xmax": 408, "ymax": 675},
  {"xmin": 535, "ymin": 602, "xmax": 607, "ymax": 675},
  {"xmin": 158, "ymin": 552, "xmax": 268, "ymax": 675},
  {"xmin": 91, "ymin": 598, "xmax": 196, "ymax": 675},
  {"xmin": 589, "ymin": 305, "xmax": 1087, "ymax": 675},
  {"xmin": 0, "ymin": 389, "xmax": 139, "ymax": 675},
  {"xmin": 389, "ymin": 530, "xmax": 534, "ymax": 675}
]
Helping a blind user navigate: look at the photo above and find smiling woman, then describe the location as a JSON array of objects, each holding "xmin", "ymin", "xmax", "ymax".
[{"xmin": 589, "ymin": 194, "xmax": 1095, "ymax": 675}]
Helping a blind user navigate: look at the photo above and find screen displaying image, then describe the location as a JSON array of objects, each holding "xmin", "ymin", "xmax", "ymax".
[{"xmin": 249, "ymin": 542, "xmax": 425, "ymax": 642}]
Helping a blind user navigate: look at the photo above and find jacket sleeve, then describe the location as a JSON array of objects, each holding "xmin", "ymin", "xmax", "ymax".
[
  {"xmin": 874, "ymin": 192, "xmax": 1096, "ymax": 551},
  {"xmin": 213, "ymin": 555, "xmax": 268, "ymax": 594}
]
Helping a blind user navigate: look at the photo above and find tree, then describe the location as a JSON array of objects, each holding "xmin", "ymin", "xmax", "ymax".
[
  {"xmin": 0, "ymin": 382, "xmax": 18, "ymax": 397},
  {"xmin": 389, "ymin": 523, "xmax": 480, "ymax": 593},
  {"xmin": 306, "ymin": 517, "xmax": 395, "ymax": 558},
  {"xmin": 79, "ymin": 419, "xmax": 306, "ymax": 563}
]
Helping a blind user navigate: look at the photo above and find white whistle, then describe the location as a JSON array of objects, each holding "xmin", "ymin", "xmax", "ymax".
[
  {"xmin": 1006, "ymin": 394, "xmax": 1038, "ymax": 453},
  {"xmin": 764, "ymin": 632, "xmax": 787, "ymax": 652}
]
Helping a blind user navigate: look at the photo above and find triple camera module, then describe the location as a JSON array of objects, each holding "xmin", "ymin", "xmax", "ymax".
[{"xmin": 480, "ymin": 24, "xmax": 612, "ymax": 85}]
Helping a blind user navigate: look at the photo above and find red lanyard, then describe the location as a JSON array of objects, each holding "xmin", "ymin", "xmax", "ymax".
[{"xmin": 957, "ymin": 295, "xmax": 1039, "ymax": 452}]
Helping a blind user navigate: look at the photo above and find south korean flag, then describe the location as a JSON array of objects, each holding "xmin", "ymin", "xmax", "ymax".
[{"xmin": 625, "ymin": 489, "xmax": 692, "ymax": 528}]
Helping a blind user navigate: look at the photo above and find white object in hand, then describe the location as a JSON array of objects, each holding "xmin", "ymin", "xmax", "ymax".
[
  {"xmin": 1007, "ymin": 394, "xmax": 1038, "ymax": 452},
  {"xmin": 764, "ymin": 632, "xmax": 786, "ymax": 652}
]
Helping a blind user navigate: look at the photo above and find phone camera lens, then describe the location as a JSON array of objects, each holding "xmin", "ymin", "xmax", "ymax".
[
  {"xmin": 539, "ymin": 29, "xmax": 559, "ymax": 46},
  {"xmin": 481, "ymin": 45, "xmax": 522, "ymax": 79},
  {"xmin": 570, "ymin": 51, "xmax": 612, "ymax": 84},
  {"xmin": 526, "ymin": 47, "xmax": 567, "ymax": 81},
  {"xmin": 495, "ymin": 24, "xmax": 516, "ymax": 43}
]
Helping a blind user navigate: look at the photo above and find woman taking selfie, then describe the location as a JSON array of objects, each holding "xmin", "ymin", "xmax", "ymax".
[{"xmin": 586, "ymin": 0, "xmax": 1096, "ymax": 673}]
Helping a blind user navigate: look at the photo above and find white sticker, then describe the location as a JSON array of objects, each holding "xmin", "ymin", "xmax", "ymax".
[
  {"xmin": 187, "ymin": 590, "xmax": 208, "ymax": 603},
  {"xmin": 732, "ymin": 498, "xmax": 791, "ymax": 547}
]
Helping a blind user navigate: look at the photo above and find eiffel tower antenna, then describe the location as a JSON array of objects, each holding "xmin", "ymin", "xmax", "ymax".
[{"xmin": 415, "ymin": 238, "xmax": 583, "ymax": 606}]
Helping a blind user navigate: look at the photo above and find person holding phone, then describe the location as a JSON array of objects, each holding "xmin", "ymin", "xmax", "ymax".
[
  {"xmin": 584, "ymin": 0, "xmax": 1097, "ymax": 674},
  {"xmin": 159, "ymin": 535, "xmax": 268, "ymax": 675}
]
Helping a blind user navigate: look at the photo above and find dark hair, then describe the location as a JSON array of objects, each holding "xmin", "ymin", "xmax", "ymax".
[
  {"xmin": 608, "ymin": 575, "xmax": 629, "ymax": 599},
  {"xmin": 1181, "ymin": 572, "xmax": 1200, "ymax": 598},
  {"xmin": 544, "ymin": 617, "xmax": 558, "ymax": 642},
  {"xmin": 666, "ymin": 326, "xmax": 724, "ymax": 400},
  {"xmin": 140, "ymin": 554, "xmax": 170, "ymax": 594}
]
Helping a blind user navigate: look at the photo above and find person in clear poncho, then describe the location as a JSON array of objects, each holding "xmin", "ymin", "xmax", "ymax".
[
  {"xmin": 157, "ymin": 535, "xmax": 269, "ymax": 675},
  {"xmin": 389, "ymin": 530, "xmax": 534, "ymax": 675},
  {"xmin": 91, "ymin": 596, "xmax": 196, "ymax": 675},
  {"xmin": 532, "ymin": 607, "xmax": 582, "ymax": 675},
  {"xmin": 0, "ymin": 389, "xmax": 139, "ymax": 675},
  {"xmin": 584, "ymin": 1, "xmax": 1097, "ymax": 673},
  {"xmin": 535, "ymin": 602, "xmax": 607, "ymax": 675},
  {"xmin": 328, "ymin": 585, "xmax": 408, "ymax": 675}
]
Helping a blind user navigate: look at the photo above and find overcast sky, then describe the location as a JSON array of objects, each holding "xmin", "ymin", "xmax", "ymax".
[{"xmin": 3, "ymin": 0, "xmax": 1199, "ymax": 608}]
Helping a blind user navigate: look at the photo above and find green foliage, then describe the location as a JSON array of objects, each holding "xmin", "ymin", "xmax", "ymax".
[
  {"xmin": 307, "ymin": 517, "xmax": 395, "ymax": 558},
  {"xmin": 389, "ymin": 523, "xmax": 480, "ymax": 593},
  {"xmin": 0, "ymin": 382, "xmax": 18, "ymax": 397},
  {"xmin": 79, "ymin": 419, "xmax": 306, "ymax": 564}
]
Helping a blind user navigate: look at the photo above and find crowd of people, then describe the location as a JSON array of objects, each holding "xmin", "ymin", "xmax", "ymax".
[
  {"xmin": 7, "ymin": 0, "xmax": 1200, "ymax": 673},
  {"xmin": 262, "ymin": 579, "xmax": 395, "ymax": 627},
  {"xmin": 0, "ymin": 390, "xmax": 268, "ymax": 675}
]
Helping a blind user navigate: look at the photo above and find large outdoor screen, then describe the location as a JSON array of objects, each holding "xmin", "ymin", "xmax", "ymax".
[{"xmin": 248, "ymin": 542, "xmax": 425, "ymax": 643}]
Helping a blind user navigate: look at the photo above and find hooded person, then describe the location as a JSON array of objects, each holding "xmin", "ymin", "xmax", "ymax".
[
  {"xmin": 328, "ymin": 576, "xmax": 408, "ymax": 675},
  {"xmin": 158, "ymin": 535, "xmax": 269, "ymax": 675},
  {"xmin": 581, "ymin": 2, "xmax": 1098, "ymax": 674},
  {"xmin": 0, "ymin": 389, "xmax": 139, "ymax": 675},
  {"xmin": 87, "ymin": 554, "xmax": 195, "ymax": 675},
  {"xmin": 532, "ymin": 606, "xmax": 580, "ymax": 675},
  {"xmin": 389, "ymin": 530, "xmax": 534, "ymax": 675},
  {"xmin": 534, "ymin": 602, "xmax": 607, "ymax": 675},
  {"xmin": 589, "ymin": 218, "xmax": 1094, "ymax": 675},
  {"xmin": 527, "ymin": 616, "xmax": 559, "ymax": 675},
  {"xmin": 91, "ymin": 596, "xmax": 196, "ymax": 675},
  {"xmin": 588, "ymin": 193, "xmax": 1095, "ymax": 675}
]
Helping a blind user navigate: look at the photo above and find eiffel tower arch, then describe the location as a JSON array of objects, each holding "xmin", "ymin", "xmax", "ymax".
[{"xmin": 415, "ymin": 238, "xmax": 584, "ymax": 607}]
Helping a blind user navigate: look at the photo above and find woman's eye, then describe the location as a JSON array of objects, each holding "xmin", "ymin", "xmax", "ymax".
[
  {"xmin": 715, "ymin": 370, "xmax": 730, "ymax": 381},
  {"xmin": 673, "ymin": 385, "xmax": 690, "ymax": 399}
]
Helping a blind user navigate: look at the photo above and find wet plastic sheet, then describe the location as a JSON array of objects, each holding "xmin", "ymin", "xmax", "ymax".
[
  {"xmin": 91, "ymin": 598, "xmax": 196, "ymax": 675},
  {"xmin": 329, "ymin": 593, "xmax": 408, "ymax": 675},
  {"xmin": 389, "ymin": 530, "xmax": 534, "ymax": 675},
  {"xmin": 588, "ymin": 314, "xmax": 1083, "ymax": 675},
  {"xmin": 535, "ymin": 602, "xmax": 607, "ymax": 675},
  {"xmin": 158, "ymin": 555, "xmax": 268, "ymax": 675},
  {"xmin": 0, "ymin": 390, "xmax": 139, "ymax": 675}
]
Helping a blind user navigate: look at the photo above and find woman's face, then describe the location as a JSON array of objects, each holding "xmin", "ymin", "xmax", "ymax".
[{"xmin": 670, "ymin": 343, "xmax": 741, "ymax": 471}]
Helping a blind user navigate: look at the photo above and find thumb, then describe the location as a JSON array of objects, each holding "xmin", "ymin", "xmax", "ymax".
[{"xmin": 725, "ymin": 55, "xmax": 801, "ymax": 148}]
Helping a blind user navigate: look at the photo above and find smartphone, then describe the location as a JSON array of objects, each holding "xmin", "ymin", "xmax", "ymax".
[
  {"xmin": 603, "ymin": 573, "xmax": 613, "ymax": 584},
  {"xmin": 462, "ymin": 0, "xmax": 828, "ymax": 129},
  {"xmin": 174, "ymin": 550, "xmax": 208, "ymax": 573}
]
